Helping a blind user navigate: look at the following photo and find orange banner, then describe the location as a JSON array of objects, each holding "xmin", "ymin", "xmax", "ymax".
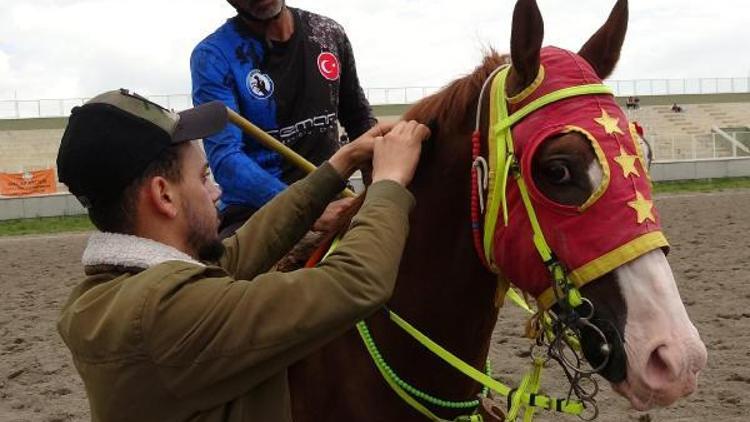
[{"xmin": 0, "ymin": 169, "xmax": 57, "ymax": 196}]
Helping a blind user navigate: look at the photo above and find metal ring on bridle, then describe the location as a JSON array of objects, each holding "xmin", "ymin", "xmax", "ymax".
[
  {"xmin": 577, "ymin": 298, "xmax": 596, "ymax": 321},
  {"xmin": 543, "ymin": 295, "xmax": 611, "ymax": 378},
  {"xmin": 572, "ymin": 374, "xmax": 600, "ymax": 400},
  {"xmin": 530, "ymin": 343, "xmax": 549, "ymax": 363},
  {"xmin": 577, "ymin": 398, "xmax": 599, "ymax": 421},
  {"xmin": 553, "ymin": 317, "xmax": 611, "ymax": 376}
]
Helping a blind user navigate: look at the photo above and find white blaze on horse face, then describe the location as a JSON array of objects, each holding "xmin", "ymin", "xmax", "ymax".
[
  {"xmin": 612, "ymin": 250, "xmax": 708, "ymax": 410},
  {"xmin": 586, "ymin": 159, "xmax": 604, "ymax": 189}
]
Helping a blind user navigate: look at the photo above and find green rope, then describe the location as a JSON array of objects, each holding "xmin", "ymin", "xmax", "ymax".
[{"xmin": 357, "ymin": 320, "xmax": 491, "ymax": 409}]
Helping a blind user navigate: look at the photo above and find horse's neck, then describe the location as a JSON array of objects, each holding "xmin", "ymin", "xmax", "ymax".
[{"xmin": 367, "ymin": 132, "xmax": 501, "ymax": 404}]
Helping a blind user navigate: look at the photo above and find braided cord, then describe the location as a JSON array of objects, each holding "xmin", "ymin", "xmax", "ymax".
[{"xmin": 357, "ymin": 320, "xmax": 490, "ymax": 409}]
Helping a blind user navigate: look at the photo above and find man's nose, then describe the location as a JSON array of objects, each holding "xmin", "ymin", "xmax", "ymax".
[{"xmin": 210, "ymin": 182, "xmax": 222, "ymax": 202}]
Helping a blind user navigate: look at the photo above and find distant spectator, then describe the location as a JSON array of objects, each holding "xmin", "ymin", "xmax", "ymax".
[
  {"xmin": 632, "ymin": 121, "xmax": 644, "ymax": 137},
  {"xmin": 626, "ymin": 96, "xmax": 641, "ymax": 110},
  {"xmin": 671, "ymin": 103, "xmax": 683, "ymax": 113},
  {"xmin": 632, "ymin": 121, "xmax": 653, "ymax": 170}
]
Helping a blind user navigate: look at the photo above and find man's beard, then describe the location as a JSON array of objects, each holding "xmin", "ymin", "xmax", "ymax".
[{"xmin": 185, "ymin": 205, "xmax": 225, "ymax": 262}]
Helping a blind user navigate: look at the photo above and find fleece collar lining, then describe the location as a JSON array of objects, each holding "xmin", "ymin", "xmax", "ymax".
[{"xmin": 82, "ymin": 232, "xmax": 204, "ymax": 269}]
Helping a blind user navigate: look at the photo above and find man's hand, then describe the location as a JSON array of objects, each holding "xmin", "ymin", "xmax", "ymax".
[
  {"xmin": 371, "ymin": 120, "xmax": 431, "ymax": 187},
  {"xmin": 312, "ymin": 197, "xmax": 357, "ymax": 233},
  {"xmin": 328, "ymin": 122, "xmax": 395, "ymax": 179}
]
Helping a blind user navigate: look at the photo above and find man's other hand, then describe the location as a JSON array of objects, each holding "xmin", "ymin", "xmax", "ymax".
[{"xmin": 312, "ymin": 197, "xmax": 357, "ymax": 233}]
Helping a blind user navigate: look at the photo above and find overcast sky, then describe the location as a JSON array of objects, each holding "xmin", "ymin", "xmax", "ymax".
[{"xmin": 1, "ymin": 0, "xmax": 749, "ymax": 102}]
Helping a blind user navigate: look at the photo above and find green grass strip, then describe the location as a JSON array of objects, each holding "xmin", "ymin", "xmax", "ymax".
[
  {"xmin": 0, "ymin": 215, "xmax": 93, "ymax": 237},
  {"xmin": 653, "ymin": 176, "xmax": 750, "ymax": 194},
  {"xmin": 1, "ymin": 177, "xmax": 750, "ymax": 236}
]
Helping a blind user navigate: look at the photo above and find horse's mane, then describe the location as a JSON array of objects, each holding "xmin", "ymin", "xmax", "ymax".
[
  {"xmin": 403, "ymin": 51, "xmax": 510, "ymax": 135},
  {"xmin": 290, "ymin": 53, "xmax": 512, "ymax": 267}
]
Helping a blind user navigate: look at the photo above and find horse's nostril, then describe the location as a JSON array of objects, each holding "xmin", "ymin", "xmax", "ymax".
[
  {"xmin": 688, "ymin": 339, "xmax": 708, "ymax": 376},
  {"xmin": 638, "ymin": 343, "xmax": 702, "ymax": 406},
  {"xmin": 645, "ymin": 345, "xmax": 679, "ymax": 388}
]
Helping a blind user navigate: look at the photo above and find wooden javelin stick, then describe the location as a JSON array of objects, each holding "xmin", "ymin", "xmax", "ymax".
[{"xmin": 226, "ymin": 108, "xmax": 356, "ymax": 198}]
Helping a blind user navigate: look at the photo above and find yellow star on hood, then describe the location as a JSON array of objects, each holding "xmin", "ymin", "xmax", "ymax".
[
  {"xmin": 594, "ymin": 109, "xmax": 624, "ymax": 135},
  {"xmin": 628, "ymin": 191, "xmax": 656, "ymax": 224},
  {"xmin": 614, "ymin": 147, "xmax": 640, "ymax": 178}
]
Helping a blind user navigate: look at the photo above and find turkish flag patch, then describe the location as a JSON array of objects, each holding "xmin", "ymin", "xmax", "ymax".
[{"xmin": 317, "ymin": 52, "xmax": 340, "ymax": 81}]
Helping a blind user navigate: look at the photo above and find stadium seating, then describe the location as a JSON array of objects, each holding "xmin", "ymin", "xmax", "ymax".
[{"xmin": 626, "ymin": 102, "xmax": 750, "ymax": 160}]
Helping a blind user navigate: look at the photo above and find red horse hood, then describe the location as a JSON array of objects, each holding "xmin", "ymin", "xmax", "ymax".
[{"xmin": 492, "ymin": 47, "xmax": 668, "ymax": 302}]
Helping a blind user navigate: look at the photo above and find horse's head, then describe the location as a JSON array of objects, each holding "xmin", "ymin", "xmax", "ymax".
[{"xmin": 477, "ymin": 0, "xmax": 706, "ymax": 411}]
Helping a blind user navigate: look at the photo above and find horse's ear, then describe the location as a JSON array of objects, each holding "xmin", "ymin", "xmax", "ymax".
[
  {"xmin": 577, "ymin": 0, "xmax": 629, "ymax": 79},
  {"xmin": 508, "ymin": 0, "xmax": 544, "ymax": 97}
]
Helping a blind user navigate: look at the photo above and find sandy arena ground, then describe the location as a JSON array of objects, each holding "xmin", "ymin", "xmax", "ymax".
[{"xmin": 1, "ymin": 190, "xmax": 749, "ymax": 421}]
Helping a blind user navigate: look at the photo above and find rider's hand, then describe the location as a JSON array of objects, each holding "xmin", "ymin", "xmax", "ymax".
[{"xmin": 371, "ymin": 120, "xmax": 431, "ymax": 187}]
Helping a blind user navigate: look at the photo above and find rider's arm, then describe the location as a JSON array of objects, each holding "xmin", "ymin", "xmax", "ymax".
[
  {"xmin": 190, "ymin": 44, "xmax": 287, "ymax": 209},
  {"xmin": 336, "ymin": 27, "xmax": 377, "ymax": 140}
]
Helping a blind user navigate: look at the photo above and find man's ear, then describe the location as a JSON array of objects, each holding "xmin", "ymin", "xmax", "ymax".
[{"xmin": 145, "ymin": 176, "xmax": 180, "ymax": 219}]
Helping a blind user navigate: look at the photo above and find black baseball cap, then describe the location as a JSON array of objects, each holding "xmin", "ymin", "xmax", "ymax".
[{"xmin": 57, "ymin": 89, "xmax": 227, "ymax": 208}]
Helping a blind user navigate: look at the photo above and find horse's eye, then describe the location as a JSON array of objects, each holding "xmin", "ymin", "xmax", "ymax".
[{"xmin": 545, "ymin": 162, "xmax": 571, "ymax": 184}]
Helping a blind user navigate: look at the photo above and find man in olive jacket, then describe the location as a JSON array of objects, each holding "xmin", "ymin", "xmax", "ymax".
[{"xmin": 55, "ymin": 89, "xmax": 430, "ymax": 421}]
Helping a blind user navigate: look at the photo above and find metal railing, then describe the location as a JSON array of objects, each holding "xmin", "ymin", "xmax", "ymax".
[
  {"xmin": 610, "ymin": 77, "xmax": 750, "ymax": 97},
  {"xmin": 2, "ymin": 76, "xmax": 749, "ymax": 119},
  {"xmin": 650, "ymin": 131, "xmax": 750, "ymax": 161},
  {"xmin": 0, "ymin": 88, "xmax": 442, "ymax": 119},
  {"xmin": 0, "ymin": 95, "xmax": 197, "ymax": 120}
]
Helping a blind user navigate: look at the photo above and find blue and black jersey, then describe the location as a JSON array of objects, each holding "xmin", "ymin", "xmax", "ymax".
[{"xmin": 191, "ymin": 8, "xmax": 375, "ymax": 211}]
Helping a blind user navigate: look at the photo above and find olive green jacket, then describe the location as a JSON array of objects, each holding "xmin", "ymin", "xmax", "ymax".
[{"xmin": 57, "ymin": 163, "xmax": 415, "ymax": 422}]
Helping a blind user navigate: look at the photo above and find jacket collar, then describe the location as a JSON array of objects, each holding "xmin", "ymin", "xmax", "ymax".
[{"xmin": 82, "ymin": 232, "xmax": 204, "ymax": 270}]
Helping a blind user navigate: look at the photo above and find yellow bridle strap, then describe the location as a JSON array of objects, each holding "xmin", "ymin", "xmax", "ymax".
[
  {"xmin": 515, "ymin": 174, "xmax": 552, "ymax": 262},
  {"xmin": 507, "ymin": 357, "xmax": 545, "ymax": 422},
  {"xmin": 536, "ymin": 231, "xmax": 670, "ymax": 311},
  {"xmin": 517, "ymin": 171, "xmax": 583, "ymax": 310},
  {"xmin": 356, "ymin": 321, "xmax": 451, "ymax": 422},
  {"xmin": 483, "ymin": 67, "xmax": 512, "ymax": 271},
  {"xmin": 506, "ymin": 286, "xmax": 533, "ymax": 314},
  {"xmin": 493, "ymin": 84, "xmax": 614, "ymax": 134},
  {"xmin": 388, "ymin": 311, "xmax": 585, "ymax": 416},
  {"xmin": 481, "ymin": 66, "xmax": 612, "ymax": 309},
  {"xmin": 522, "ymin": 361, "xmax": 545, "ymax": 422}
]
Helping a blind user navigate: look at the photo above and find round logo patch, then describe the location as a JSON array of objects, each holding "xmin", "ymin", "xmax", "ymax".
[
  {"xmin": 317, "ymin": 52, "xmax": 340, "ymax": 81},
  {"xmin": 246, "ymin": 70, "xmax": 275, "ymax": 99}
]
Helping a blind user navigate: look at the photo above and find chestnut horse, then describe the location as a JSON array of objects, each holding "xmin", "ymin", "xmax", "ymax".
[{"xmin": 289, "ymin": 0, "xmax": 706, "ymax": 420}]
